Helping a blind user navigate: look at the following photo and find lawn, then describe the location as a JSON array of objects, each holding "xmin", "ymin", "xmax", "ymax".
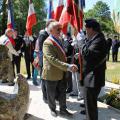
[
  {"xmin": 20, "ymin": 57, "xmax": 27, "ymax": 75},
  {"xmin": 20, "ymin": 51, "xmax": 120, "ymax": 84},
  {"xmin": 106, "ymin": 52, "xmax": 120, "ymax": 83}
]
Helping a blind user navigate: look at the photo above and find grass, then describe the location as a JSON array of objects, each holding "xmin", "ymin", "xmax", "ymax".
[
  {"xmin": 20, "ymin": 57, "xmax": 27, "ymax": 75},
  {"xmin": 20, "ymin": 51, "xmax": 120, "ymax": 84},
  {"xmin": 106, "ymin": 51, "xmax": 120, "ymax": 84}
]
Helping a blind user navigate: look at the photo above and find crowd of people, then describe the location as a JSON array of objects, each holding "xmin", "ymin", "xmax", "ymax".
[
  {"xmin": 106, "ymin": 35, "xmax": 120, "ymax": 62},
  {"xmin": 0, "ymin": 18, "xmax": 112, "ymax": 120}
]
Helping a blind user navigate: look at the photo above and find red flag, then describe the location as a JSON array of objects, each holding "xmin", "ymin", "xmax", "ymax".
[
  {"xmin": 54, "ymin": 0, "xmax": 64, "ymax": 21},
  {"xmin": 59, "ymin": 0, "xmax": 85, "ymax": 33},
  {"xmin": 59, "ymin": 0, "xmax": 72, "ymax": 34},
  {"xmin": 26, "ymin": 0, "xmax": 37, "ymax": 36},
  {"xmin": 67, "ymin": 0, "xmax": 83, "ymax": 32}
]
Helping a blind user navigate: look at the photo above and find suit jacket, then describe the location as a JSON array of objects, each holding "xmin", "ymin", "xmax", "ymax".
[
  {"xmin": 42, "ymin": 37, "xmax": 69, "ymax": 81},
  {"xmin": 38, "ymin": 30, "xmax": 49, "ymax": 51},
  {"xmin": 80, "ymin": 33, "xmax": 107, "ymax": 88}
]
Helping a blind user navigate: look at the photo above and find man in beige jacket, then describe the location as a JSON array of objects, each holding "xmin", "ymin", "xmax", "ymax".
[{"xmin": 42, "ymin": 21, "xmax": 78, "ymax": 117}]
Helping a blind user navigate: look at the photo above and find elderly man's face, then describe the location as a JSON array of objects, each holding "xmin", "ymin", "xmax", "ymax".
[
  {"xmin": 7, "ymin": 30, "xmax": 14, "ymax": 38},
  {"xmin": 51, "ymin": 25, "xmax": 62, "ymax": 38}
]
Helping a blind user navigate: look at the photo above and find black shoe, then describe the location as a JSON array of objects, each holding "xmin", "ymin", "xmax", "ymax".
[
  {"xmin": 33, "ymin": 81, "xmax": 39, "ymax": 86},
  {"xmin": 66, "ymin": 88, "xmax": 72, "ymax": 93},
  {"xmin": 43, "ymin": 98, "xmax": 48, "ymax": 104},
  {"xmin": 26, "ymin": 76, "xmax": 31, "ymax": 80},
  {"xmin": 8, "ymin": 82, "xmax": 15, "ymax": 86},
  {"xmin": 60, "ymin": 109, "xmax": 73, "ymax": 117},
  {"xmin": 1, "ymin": 80, "xmax": 9, "ymax": 83},
  {"xmin": 80, "ymin": 103, "xmax": 85, "ymax": 108},
  {"xmin": 69, "ymin": 93, "xmax": 78, "ymax": 96},
  {"xmin": 77, "ymin": 96, "xmax": 84, "ymax": 101},
  {"xmin": 80, "ymin": 110, "xmax": 86, "ymax": 115},
  {"xmin": 51, "ymin": 110, "xmax": 57, "ymax": 117}
]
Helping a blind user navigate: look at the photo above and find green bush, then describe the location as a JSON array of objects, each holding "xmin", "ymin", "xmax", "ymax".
[
  {"xmin": 111, "ymin": 76, "xmax": 120, "ymax": 84},
  {"xmin": 99, "ymin": 89, "xmax": 120, "ymax": 110}
]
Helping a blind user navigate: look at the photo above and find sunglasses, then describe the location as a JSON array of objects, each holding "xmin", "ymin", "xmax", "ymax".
[{"xmin": 56, "ymin": 28, "xmax": 62, "ymax": 31}]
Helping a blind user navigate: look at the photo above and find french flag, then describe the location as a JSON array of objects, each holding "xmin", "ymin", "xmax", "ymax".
[
  {"xmin": 54, "ymin": 0, "xmax": 64, "ymax": 21},
  {"xmin": 7, "ymin": 0, "xmax": 15, "ymax": 29},
  {"xmin": 26, "ymin": 0, "xmax": 37, "ymax": 36},
  {"xmin": 48, "ymin": 0, "xmax": 54, "ymax": 19},
  {"xmin": 59, "ymin": 0, "xmax": 72, "ymax": 34}
]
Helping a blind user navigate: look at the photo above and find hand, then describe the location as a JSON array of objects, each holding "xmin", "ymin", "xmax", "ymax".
[
  {"xmin": 77, "ymin": 30, "xmax": 85, "ymax": 41},
  {"xmin": 15, "ymin": 52, "xmax": 19, "ymax": 56},
  {"xmin": 17, "ymin": 50, "xmax": 21, "ymax": 54},
  {"xmin": 69, "ymin": 64, "xmax": 78, "ymax": 72},
  {"xmin": 74, "ymin": 53, "xmax": 79, "ymax": 59}
]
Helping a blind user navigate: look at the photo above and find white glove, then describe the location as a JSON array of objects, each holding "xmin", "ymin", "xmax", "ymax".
[
  {"xmin": 74, "ymin": 53, "xmax": 79, "ymax": 59},
  {"xmin": 29, "ymin": 36, "xmax": 34, "ymax": 41},
  {"xmin": 76, "ymin": 30, "xmax": 86, "ymax": 41},
  {"xmin": 17, "ymin": 50, "xmax": 21, "ymax": 54},
  {"xmin": 67, "ymin": 64, "xmax": 78, "ymax": 72},
  {"xmin": 6, "ymin": 42, "xmax": 19, "ymax": 56}
]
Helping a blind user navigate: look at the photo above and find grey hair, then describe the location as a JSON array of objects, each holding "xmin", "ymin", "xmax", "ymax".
[
  {"xmin": 5, "ymin": 28, "xmax": 14, "ymax": 35},
  {"xmin": 47, "ymin": 21, "xmax": 62, "ymax": 33}
]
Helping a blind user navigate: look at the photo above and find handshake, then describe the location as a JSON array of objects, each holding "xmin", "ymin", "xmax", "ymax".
[{"xmin": 68, "ymin": 64, "xmax": 78, "ymax": 72}]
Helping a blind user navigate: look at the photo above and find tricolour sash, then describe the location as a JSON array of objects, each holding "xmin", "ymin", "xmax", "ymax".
[{"xmin": 48, "ymin": 36, "xmax": 67, "ymax": 61}]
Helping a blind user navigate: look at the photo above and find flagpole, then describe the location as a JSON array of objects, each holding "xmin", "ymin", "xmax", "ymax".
[{"xmin": 9, "ymin": 0, "xmax": 15, "ymax": 29}]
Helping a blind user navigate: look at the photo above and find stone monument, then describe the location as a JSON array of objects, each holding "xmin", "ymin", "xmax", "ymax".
[{"xmin": 0, "ymin": 74, "xmax": 30, "ymax": 120}]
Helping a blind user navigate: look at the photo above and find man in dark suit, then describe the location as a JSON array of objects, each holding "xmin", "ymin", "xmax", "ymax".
[
  {"xmin": 23, "ymin": 33, "xmax": 36, "ymax": 79},
  {"xmin": 13, "ymin": 34, "xmax": 24, "ymax": 76},
  {"xmin": 38, "ymin": 19, "xmax": 55, "ymax": 103},
  {"xmin": 79, "ymin": 19, "xmax": 107, "ymax": 120},
  {"xmin": 106, "ymin": 36, "xmax": 112, "ymax": 61},
  {"xmin": 112, "ymin": 36, "xmax": 119, "ymax": 62}
]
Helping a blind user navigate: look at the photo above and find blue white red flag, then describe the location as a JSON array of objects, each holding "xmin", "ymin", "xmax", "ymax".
[
  {"xmin": 47, "ymin": 0, "xmax": 54, "ymax": 19},
  {"xmin": 26, "ymin": 0, "xmax": 37, "ymax": 36},
  {"xmin": 7, "ymin": 0, "xmax": 15, "ymax": 29}
]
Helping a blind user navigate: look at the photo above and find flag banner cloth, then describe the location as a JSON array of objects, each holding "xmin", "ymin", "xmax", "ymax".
[
  {"xmin": 59, "ymin": 0, "xmax": 85, "ymax": 33},
  {"xmin": 54, "ymin": 0, "xmax": 64, "ymax": 21},
  {"xmin": 26, "ymin": 0, "xmax": 37, "ymax": 36},
  {"xmin": 47, "ymin": 0, "xmax": 54, "ymax": 19},
  {"xmin": 113, "ymin": 0, "xmax": 120, "ymax": 33},
  {"xmin": 7, "ymin": 0, "xmax": 15, "ymax": 29}
]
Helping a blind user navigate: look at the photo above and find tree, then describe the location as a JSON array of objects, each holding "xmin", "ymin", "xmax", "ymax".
[
  {"xmin": 84, "ymin": 1, "xmax": 115, "ymax": 34},
  {"xmin": 0, "ymin": 0, "xmax": 7, "ymax": 35},
  {"xmin": 0, "ymin": 0, "xmax": 46, "ymax": 35},
  {"xmin": 13, "ymin": 0, "xmax": 46, "ymax": 35}
]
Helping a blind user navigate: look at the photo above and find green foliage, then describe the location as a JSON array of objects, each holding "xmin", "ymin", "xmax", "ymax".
[
  {"xmin": 0, "ymin": 0, "xmax": 46, "ymax": 35},
  {"xmin": 106, "ymin": 53, "xmax": 120, "ymax": 84},
  {"xmin": 84, "ymin": 1, "xmax": 114, "ymax": 33},
  {"xmin": 99, "ymin": 89, "xmax": 120, "ymax": 110},
  {"xmin": 111, "ymin": 76, "xmax": 120, "ymax": 84}
]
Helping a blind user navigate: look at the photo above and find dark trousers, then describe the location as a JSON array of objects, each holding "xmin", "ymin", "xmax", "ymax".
[
  {"xmin": 24, "ymin": 53, "xmax": 34, "ymax": 78},
  {"xmin": 106, "ymin": 51, "xmax": 110, "ymax": 61},
  {"xmin": 45, "ymin": 79, "xmax": 67, "ymax": 111},
  {"xmin": 112, "ymin": 52, "xmax": 118, "ymax": 62},
  {"xmin": 41, "ymin": 79, "xmax": 47, "ymax": 101},
  {"xmin": 13, "ymin": 56, "xmax": 21, "ymax": 76},
  {"xmin": 66, "ymin": 71, "xmax": 73, "ymax": 93},
  {"xmin": 83, "ymin": 87, "xmax": 101, "ymax": 120}
]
